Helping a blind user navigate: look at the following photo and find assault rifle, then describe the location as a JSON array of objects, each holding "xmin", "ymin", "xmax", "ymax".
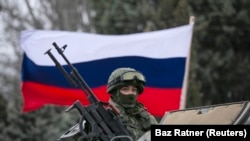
[{"xmin": 44, "ymin": 42, "xmax": 132, "ymax": 141}]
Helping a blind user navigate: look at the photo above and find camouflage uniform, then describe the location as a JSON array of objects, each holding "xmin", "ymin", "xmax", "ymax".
[
  {"xmin": 107, "ymin": 67, "xmax": 158, "ymax": 140},
  {"xmin": 109, "ymin": 99, "xmax": 158, "ymax": 140}
]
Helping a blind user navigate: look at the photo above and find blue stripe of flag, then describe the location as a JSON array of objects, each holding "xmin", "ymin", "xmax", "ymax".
[{"xmin": 22, "ymin": 53, "xmax": 186, "ymax": 88}]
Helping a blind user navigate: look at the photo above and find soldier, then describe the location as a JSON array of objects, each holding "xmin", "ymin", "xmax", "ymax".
[{"xmin": 107, "ymin": 67, "xmax": 158, "ymax": 140}]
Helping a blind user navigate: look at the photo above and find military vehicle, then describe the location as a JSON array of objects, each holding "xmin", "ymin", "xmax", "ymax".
[{"xmin": 138, "ymin": 100, "xmax": 250, "ymax": 141}]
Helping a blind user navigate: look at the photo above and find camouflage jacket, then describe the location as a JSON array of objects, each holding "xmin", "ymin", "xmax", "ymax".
[{"xmin": 109, "ymin": 99, "xmax": 158, "ymax": 140}]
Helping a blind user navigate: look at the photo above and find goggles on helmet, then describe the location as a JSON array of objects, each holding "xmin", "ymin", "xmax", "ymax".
[{"xmin": 108, "ymin": 71, "xmax": 146, "ymax": 87}]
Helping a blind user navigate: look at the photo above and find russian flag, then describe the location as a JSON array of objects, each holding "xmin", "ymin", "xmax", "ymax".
[{"xmin": 20, "ymin": 24, "xmax": 194, "ymax": 117}]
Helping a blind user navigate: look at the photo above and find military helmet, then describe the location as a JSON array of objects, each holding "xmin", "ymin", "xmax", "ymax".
[{"xmin": 107, "ymin": 67, "xmax": 146, "ymax": 94}]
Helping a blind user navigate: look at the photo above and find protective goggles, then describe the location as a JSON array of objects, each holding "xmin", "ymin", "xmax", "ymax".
[{"xmin": 109, "ymin": 71, "xmax": 146, "ymax": 86}]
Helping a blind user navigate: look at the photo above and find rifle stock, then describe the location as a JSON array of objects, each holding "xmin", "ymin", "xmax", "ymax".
[{"xmin": 44, "ymin": 42, "xmax": 132, "ymax": 141}]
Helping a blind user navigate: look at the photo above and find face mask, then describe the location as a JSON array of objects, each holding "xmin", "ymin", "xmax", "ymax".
[{"xmin": 119, "ymin": 93, "xmax": 138, "ymax": 108}]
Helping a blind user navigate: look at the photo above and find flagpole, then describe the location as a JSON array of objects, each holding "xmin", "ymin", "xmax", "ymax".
[{"xmin": 180, "ymin": 16, "xmax": 195, "ymax": 109}]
